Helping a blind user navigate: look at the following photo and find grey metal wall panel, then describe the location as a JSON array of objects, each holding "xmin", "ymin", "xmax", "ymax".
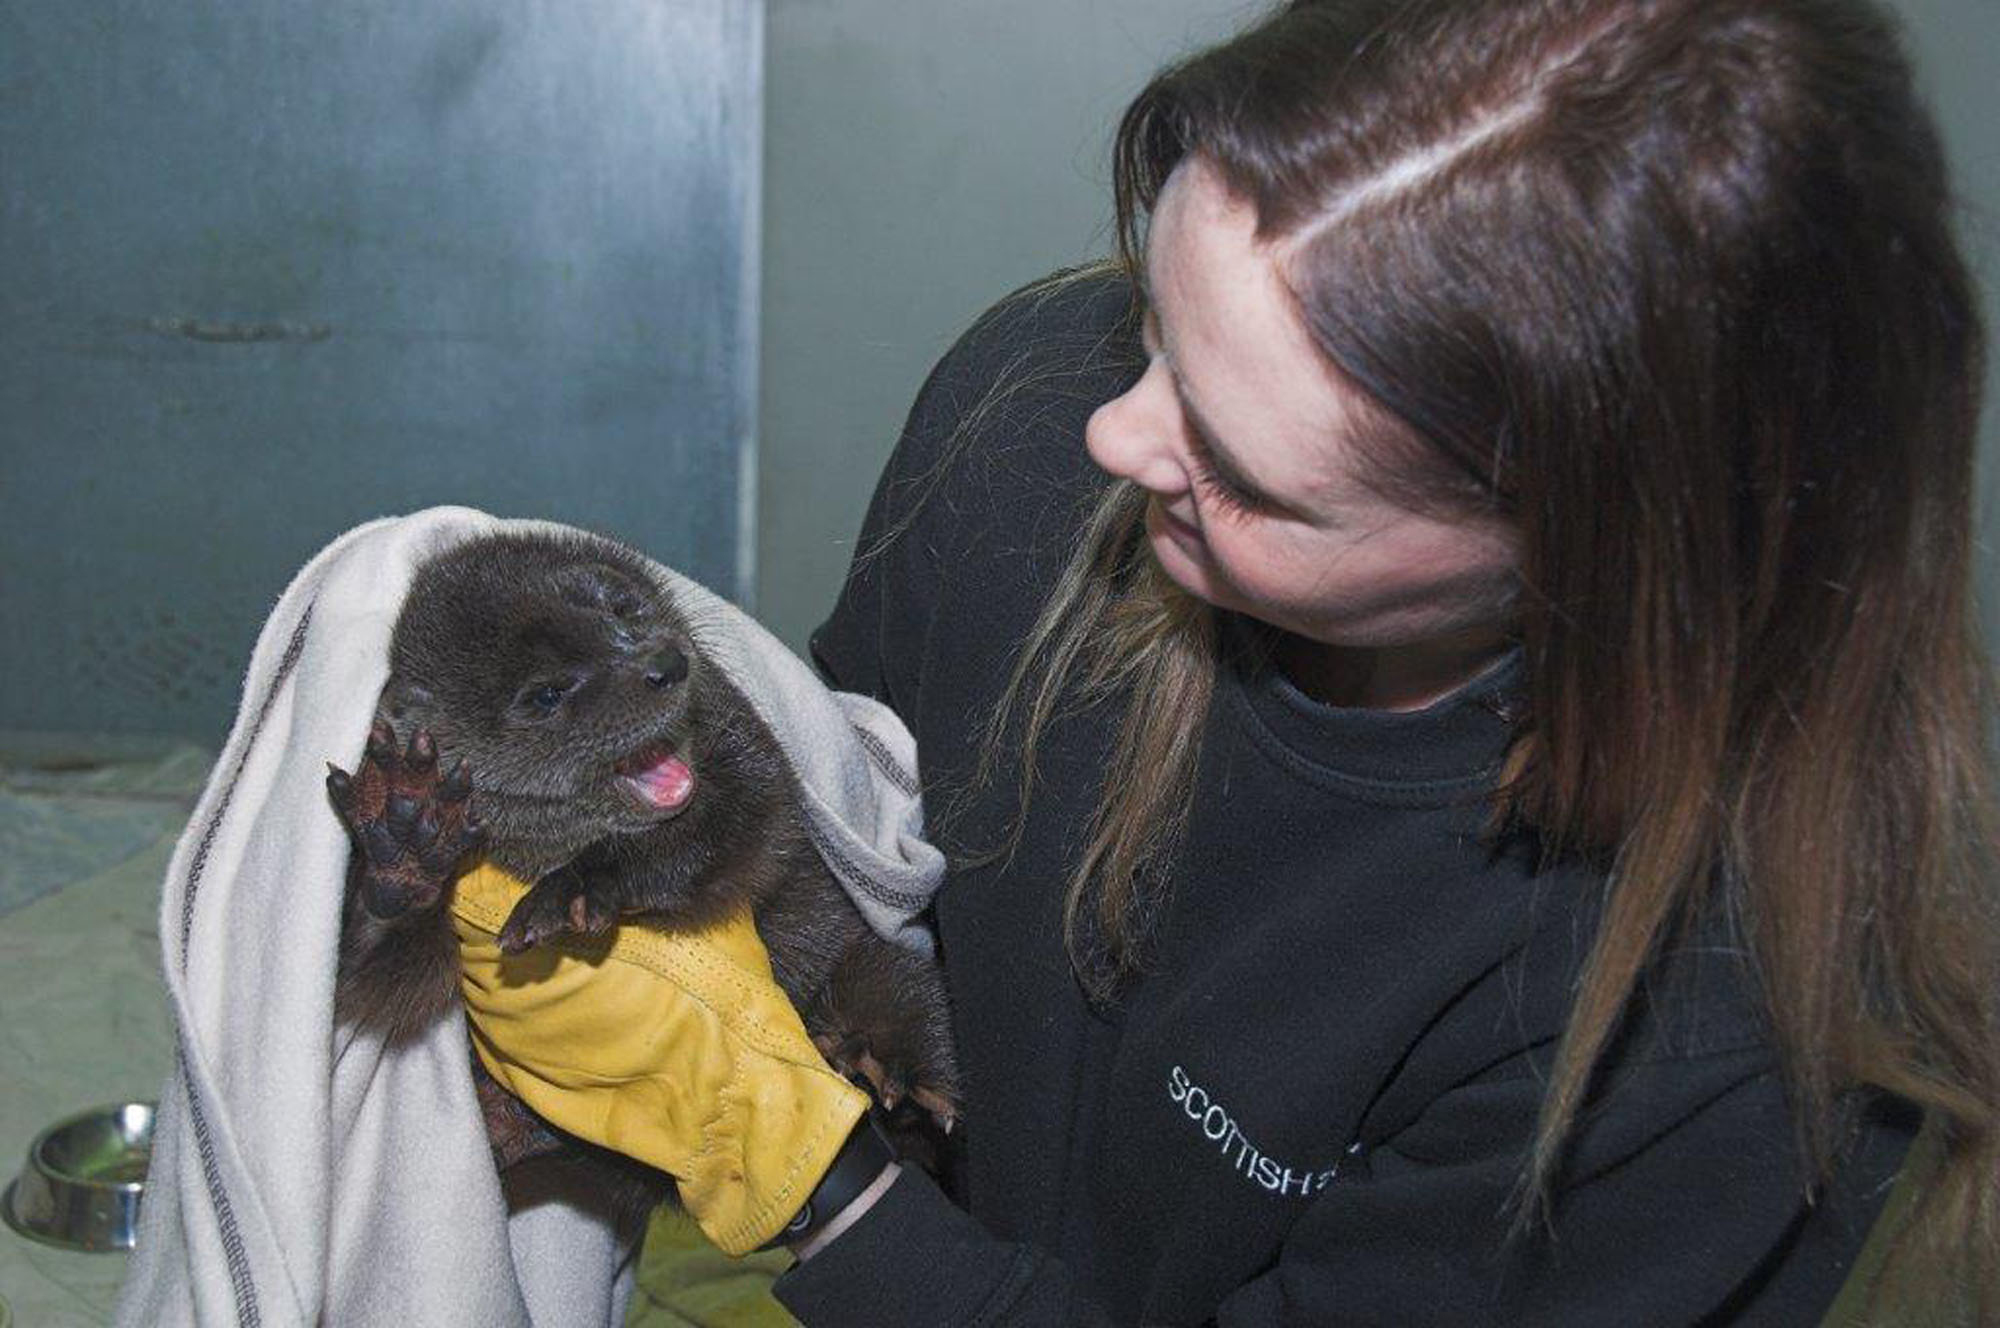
[{"xmin": 2, "ymin": 0, "xmax": 762, "ymax": 741}]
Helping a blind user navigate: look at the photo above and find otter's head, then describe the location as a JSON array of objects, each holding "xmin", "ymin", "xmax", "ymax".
[{"xmin": 383, "ymin": 532, "xmax": 712, "ymax": 874}]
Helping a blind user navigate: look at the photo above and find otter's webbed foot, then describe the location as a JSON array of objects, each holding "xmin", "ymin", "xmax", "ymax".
[
  {"xmin": 496, "ymin": 868, "xmax": 619, "ymax": 954},
  {"xmin": 328, "ymin": 719, "xmax": 485, "ymax": 920},
  {"xmin": 812, "ymin": 1030, "xmax": 959, "ymax": 1130}
]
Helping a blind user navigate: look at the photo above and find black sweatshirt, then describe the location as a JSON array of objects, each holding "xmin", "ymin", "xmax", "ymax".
[{"xmin": 774, "ymin": 273, "xmax": 1911, "ymax": 1326}]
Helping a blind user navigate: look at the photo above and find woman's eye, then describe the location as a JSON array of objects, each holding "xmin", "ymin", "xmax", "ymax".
[
  {"xmin": 1187, "ymin": 436, "xmax": 1262, "ymax": 518},
  {"xmin": 1192, "ymin": 458, "xmax": 1255, "ymax": 516}
]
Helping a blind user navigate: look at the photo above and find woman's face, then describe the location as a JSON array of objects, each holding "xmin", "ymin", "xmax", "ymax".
[{"xmin": 1085, "ymin": 157, "xmax": 1517, "ymax": 657}]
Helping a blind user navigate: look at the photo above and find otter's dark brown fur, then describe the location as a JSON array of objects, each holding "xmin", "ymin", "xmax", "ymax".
[{"xmin": 327, "ymin": 531, "xmax": 957, "ymax": 1186}]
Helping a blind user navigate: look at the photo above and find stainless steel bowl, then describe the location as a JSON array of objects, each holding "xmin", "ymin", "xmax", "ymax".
[{"xmin": 3, "ymin": 1101, "xmax": 154, "ymax": 1252}]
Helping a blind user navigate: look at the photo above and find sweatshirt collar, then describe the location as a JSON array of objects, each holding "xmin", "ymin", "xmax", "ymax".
[{"xmin": 1222, "ymin": 615, "xmax": 1522, "ymax": 793}]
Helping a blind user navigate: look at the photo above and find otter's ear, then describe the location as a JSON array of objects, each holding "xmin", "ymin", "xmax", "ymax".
[{"xmin": 381, "ymin": 676, "xmax": 435, "ymax": 722}]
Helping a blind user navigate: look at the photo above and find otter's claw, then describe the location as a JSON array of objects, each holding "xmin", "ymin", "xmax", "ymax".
[
  {"xmin": 496, "ymin": 870, "xmax": 620, "ymax": 953},
  {"xmin": 813, "ymin": 1030, "xmax": 959, "ymax": 1132}
]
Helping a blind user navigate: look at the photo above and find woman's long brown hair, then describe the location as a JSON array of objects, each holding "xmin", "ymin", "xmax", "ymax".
[{"xmin": 989, "ymin": 0, "xmax": 1998, "ymax": 1308}]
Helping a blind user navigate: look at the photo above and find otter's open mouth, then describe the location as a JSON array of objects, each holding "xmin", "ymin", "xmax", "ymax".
[{"xmin": 615, "ymin": 741, "xmax": 695, "ymax": 814}]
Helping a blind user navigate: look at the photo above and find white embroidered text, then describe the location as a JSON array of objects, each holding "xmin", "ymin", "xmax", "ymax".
[{"xmin": 1167, "ymin": 1064, "xmax": 1341, "ymax": 1197}]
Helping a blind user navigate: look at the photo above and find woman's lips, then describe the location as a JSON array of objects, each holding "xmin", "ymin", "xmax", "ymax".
[{"xmin": 1147, "ymin": 498, "xmax": 1207, "ymax": 560}]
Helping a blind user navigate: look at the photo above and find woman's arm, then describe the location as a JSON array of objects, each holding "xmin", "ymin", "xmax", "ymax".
[{"xmin": 776, "ymin": 1044, "xmax": 1910, "ymax": 1325}]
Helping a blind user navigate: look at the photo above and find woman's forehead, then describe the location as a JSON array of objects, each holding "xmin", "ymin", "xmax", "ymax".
[{"xmin": 1146, "ymin": 161, "xmax": 1367, "ymax": 495}]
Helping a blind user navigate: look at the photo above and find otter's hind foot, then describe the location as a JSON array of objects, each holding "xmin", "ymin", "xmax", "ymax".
[{"xmin": 808, "ymin": 942, "xmax": 960, "ymax": 1131}]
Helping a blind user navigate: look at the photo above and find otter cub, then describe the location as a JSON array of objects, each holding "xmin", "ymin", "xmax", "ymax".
[{"xmin": 327, "ymin": 531, "xmax": 958, "ymax": 1164}]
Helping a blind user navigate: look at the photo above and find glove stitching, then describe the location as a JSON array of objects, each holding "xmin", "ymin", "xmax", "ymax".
[
  {"xmin": 455, "ymin": 876, "xmax": 817, "ymax": 1067},
  {"xmin": 719, "ymin": 1072, "xmax": 860, "ymax": 1253},
  {"xmin": 458, "ymin": 907, "xmax": 859, "ymax": 1087},
  {"xmin": 453, "ymin": 868, "xmax": 868, "ymax": 1253}
]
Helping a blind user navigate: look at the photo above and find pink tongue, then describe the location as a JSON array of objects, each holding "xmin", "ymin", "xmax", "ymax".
[{"xmin": 623, "ymin": 754, "xmax": 694, "ymax": 809}]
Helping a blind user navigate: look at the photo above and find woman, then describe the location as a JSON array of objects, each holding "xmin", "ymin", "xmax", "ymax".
[
  {"xmin": 481, "ymin": 0, "xmax": 1999, "ymax": 1320},
  {"xmin": 774, "ymin": 0, "xmax": 1997, "ymax": 1320}
]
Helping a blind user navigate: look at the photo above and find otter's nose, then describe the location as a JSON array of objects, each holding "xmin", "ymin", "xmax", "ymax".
[{"xmin": 644, "ymin": 646, "xmax": 689, "ymax": 689}]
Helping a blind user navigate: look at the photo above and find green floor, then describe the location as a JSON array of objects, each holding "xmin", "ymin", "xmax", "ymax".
[
  {"xmin": 0, "ymin": 735, "xmax": 196, "ymax": 1327},
  {"xmin": 0, "ymin": 736, "xmax": 794, "ymax": 1327}
]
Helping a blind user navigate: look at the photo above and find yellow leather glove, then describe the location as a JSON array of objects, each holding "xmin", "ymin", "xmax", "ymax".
[{"xmin": 448, "ymin": 861, "xmax": 869, "ymax": 1256}]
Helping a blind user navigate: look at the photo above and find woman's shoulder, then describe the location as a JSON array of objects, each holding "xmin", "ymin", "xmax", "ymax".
[
  {"xmin": 895, "ymin": 265, "xmax": 1142, "ymax": 486},
  {"xmin": 810, "ymin": 267, "xmax": 1139, "ymax": 709},
  {"xmin": 860, "ymin": 266, "xmax": 1143, "ymax": 589},
  {"xmin": 944, "ymin": 263, "xmax": 1140, "ymax": 384}
]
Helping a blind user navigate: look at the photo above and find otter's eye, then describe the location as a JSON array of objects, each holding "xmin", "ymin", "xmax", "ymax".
[{"xmin": 519, "ymin": 679, "xmax": 574, "ymax": 714}]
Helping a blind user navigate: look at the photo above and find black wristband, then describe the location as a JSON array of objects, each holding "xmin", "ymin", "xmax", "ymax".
[{"xmin": 759, "ymin": 1112, "xmax": 897, "ymax": 1252}]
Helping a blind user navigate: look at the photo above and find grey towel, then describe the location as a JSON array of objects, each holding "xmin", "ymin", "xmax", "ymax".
[{"xmin": 116, "ymin": 507, "xmax": 945, "ymax": 1327}]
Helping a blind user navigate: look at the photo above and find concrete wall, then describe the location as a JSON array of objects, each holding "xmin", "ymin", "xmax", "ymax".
[
  {"xmin": 1893, "ymin": 0, "xmax": 2000, "ymax": 641},
  {"xmin": 756, "ymin": 0, "xmax": 1245, "ymax": 649},
  {"xmin": 755, "ymin": 0, "xmax": 2000, "ymax": 653},
  {"xmin": 2, "ymin": 0, "xmax": 761, "ymax": 740}
]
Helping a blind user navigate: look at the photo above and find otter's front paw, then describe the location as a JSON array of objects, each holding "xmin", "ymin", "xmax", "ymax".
[
  {"xmin": 496, "ymin": 869, "xmax": 618, "ymax": 953},
  {"xmin": 327, "ymin": 719, "xmax": 484, "ymax": 919}
]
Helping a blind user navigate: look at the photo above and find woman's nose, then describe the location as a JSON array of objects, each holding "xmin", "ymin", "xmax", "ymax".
[{"xmin": 1085, "ymin": 362, "xmax": 1189, "ymax": 496}]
